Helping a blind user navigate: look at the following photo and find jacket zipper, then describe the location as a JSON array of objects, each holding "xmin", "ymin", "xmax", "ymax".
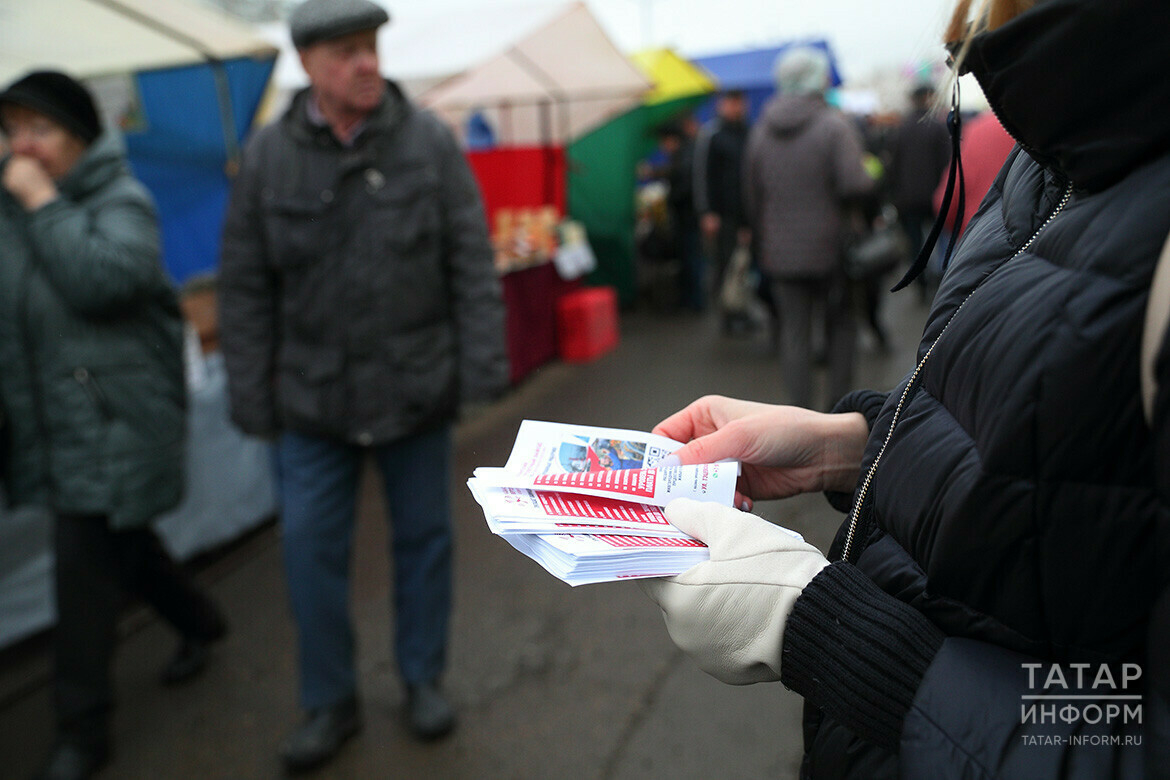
[
  {"xmin": 75, "ymin": 368, "xmax": 114, "ymax": 420},
  {"xmin": 840, "ymin": 182, "xmax": 1074, "ymax": 563}
]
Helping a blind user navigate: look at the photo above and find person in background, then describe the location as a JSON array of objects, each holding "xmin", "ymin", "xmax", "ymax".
[
  {"xmin": 464, "ymin": 108, "xmax": 496, "ymax": 151},
  {"xmin": 642, "ymin": 0, "xmax": 1168, "ymax": 776},
  {"xmin": 655, "ymin": 117, "xmax": 705, "ymax": 312},
  {"xmin": 0, "ymin": 70, "xmax": 227, "ymax": 780},
  {"xmin": 852, "ymin": 136, "xmax": 898, "ymax": 353},
  {"xmin": 218, "ymin": 0, "xmax": 507, "ymax": 774},
  {"xmin": 694, "ymin": 89, "xmax": 751, "ymax": 328},
  {"xmin": 742, "ymin": 46, "xmax": 874, "ymax": 411},
  {"xmin": 887, "ymin": 83, "xmax": 951, "ymax": 299}
]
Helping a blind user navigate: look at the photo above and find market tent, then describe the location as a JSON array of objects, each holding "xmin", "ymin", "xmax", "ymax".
[
  {"xmin": 629, "ymin": 49, "xmax": 718, "ymax": 107},
  {"xmin": 419, "ymin": 1, "xmax": 650, "ymax": 147},
  {"xmin": 0, "ymin": 0, "xmax": 277, "ymax": 284},
  {"xmin": 691, "ymin": 40, "xmax": 842, "ymax": 122},
  {"xmin": 402, "ymin": 2, "xmax": 655, "ymax": 305},
  {"xmin": 261, "ymin": 1, "xmax": 648, "ymax": 143},
  {"xmin": 567, "ymin": 48, "xmax": 716, "ymax": 303}
]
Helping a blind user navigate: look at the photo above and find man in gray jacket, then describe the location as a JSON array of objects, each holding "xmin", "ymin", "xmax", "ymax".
[
  {"xmin": 218, "ymin": 0, "xmax": 507, "ymax": 772},
  {"xmin": 743, "ymin": 46, "xmax": 874, "ymax": 411}
]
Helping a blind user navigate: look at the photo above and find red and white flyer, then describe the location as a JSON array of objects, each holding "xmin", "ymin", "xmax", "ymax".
[
  {"xmin": 473, "ymin": 461, "xmax": 737, "ymax": 507},
  {"xmin": 466, "ymin": 480, "xmax": 690, "ymax": 537},
  {"xmin": 469, "ymin": 419, "xmax": 754, "ymax": 585},
  {"xmin": 501, "ymin": 419, "xmax": 686, "ymax": 478},
  {"xmin": 500, "ymin": 532, "xmax": 710, "ymax": 586}
]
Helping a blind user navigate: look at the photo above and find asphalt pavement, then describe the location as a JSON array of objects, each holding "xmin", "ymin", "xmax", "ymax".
[{"xmin": 0, "ymin": 284, "xmax": 930, "ymax": 780}]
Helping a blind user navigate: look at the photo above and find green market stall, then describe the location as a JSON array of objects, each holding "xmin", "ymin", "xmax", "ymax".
[{"xmin": 567, "ymin": 49, "xmax": 716, "ymax": 304}]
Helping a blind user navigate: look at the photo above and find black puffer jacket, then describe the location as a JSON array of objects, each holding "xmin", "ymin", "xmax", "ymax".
[
  {"xmin": 778, "ymin": 0, "xmax": 1170, "ymax": 777},
  {"xmin": 693, "ymin": 116, "xmax": 749, "ymax": 228},
  {"xmin": 219, "ymin": 82, "xmax": 506, "ymax": 444}
]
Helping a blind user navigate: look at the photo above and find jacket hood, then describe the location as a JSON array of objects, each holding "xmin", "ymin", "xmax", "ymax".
[
  {"xmin": 56, "ymin": 126, "xmax": 129, "ymax": 200},
  {"xmin": 283, "ymin": 79, "xmax": 410, "ymax": 145},
  {"xmin": 964, "ymin": 0, "xmax": 1170, "ymax": 191},
  {"xmin": 761, "ymin": 94, "xmax": 826, "ymax": 137}
]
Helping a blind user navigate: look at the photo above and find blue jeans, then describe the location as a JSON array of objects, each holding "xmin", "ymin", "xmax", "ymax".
[{"xmin": 274, "ymin": 426, "xmax": 452, "ymax": 710}]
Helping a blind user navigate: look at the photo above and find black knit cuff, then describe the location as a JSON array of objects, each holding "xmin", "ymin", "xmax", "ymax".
[
  {"xmin": 829, "ymin": 389, "xmax": 889, "ymax": 427},
  {"xmin": 823, "ymin": 390, "xmax": 888, "ymax": 512},
  {"xmin": 780, "ymin": 562, "xmax": 945, "ymax": 753}
]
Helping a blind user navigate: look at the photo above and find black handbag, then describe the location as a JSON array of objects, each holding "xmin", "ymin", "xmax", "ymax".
[{"xmin": 844, "ymin": 224, "xmax": 909, "ymax": 281}]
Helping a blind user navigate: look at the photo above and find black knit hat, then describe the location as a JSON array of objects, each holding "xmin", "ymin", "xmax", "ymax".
[
  {"xmin": 0, "ymin": 70, "xmax": 102, "ymax": 144},
  {"xmin": 290, "ymin": 0, "xmax": 390, "ymax": 49}
]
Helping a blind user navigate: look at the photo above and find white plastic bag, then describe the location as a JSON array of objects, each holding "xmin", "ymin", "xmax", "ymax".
[
  {"xmin": 553, "ymin": 220, "xmax": 597, "ymax": 281},
  {"xmin": 720, "ymin": 245, "xmax": 753, "ymax": 314}
]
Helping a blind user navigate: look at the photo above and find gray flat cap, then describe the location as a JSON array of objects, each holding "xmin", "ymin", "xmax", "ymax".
[{"xmin": 290, "ymin": 0, "xmax": 390, "ymax": 49}]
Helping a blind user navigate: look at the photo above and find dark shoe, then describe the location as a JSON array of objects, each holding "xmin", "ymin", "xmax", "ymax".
[
  {"xmin": 35, "ymin": 740, "xmax": 110, "ymax": 780},
  {"xmin": 405, "ymin": 681, "xmax": 455, "ymax": 740},
  {"xmin": 160, "ymin": 639, "xmax": 213, "ymax": 686},
  {"xmin": 280, "ymin": 698, "xmax": 361, "ymax": 775},
  {"xmin": 161, "ymin": 607, "xmax": 228, "ymax": 686}
]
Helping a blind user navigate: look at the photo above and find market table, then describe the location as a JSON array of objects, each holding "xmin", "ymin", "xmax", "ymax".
[{"xmin": 501, "ymin": 261, "xmax": 579, "ymax": 384}]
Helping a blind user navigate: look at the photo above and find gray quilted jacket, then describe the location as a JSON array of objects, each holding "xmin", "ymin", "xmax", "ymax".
[
  {"xmin": 0, "ymin": 130, "xmax": 186, "ymax": 529},
  {"xmin": 743, "ymin": 94, "xmax": 873, "ymax": 279}
]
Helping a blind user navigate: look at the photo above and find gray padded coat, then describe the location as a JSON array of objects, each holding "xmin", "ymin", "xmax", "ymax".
[
  {"xmin": 743, "ymin": 94, "xmax": 873, "ymax": 279},
  {"xmin": 218, "ymin": 82, "xmax": 507, "ymax": 444},
  {"xmin": 0, "ymin": 130, "xmax": 186, "ymax": 530}
]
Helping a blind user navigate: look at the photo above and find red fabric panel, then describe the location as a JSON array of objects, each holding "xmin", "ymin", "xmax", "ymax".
[
  {"xmin": 467, "ymin": 146, "xmax": 566, "ymax": 219},
  {"xmin": 470, "ymin": 146, "xmax": 572, "ymax": 385}
]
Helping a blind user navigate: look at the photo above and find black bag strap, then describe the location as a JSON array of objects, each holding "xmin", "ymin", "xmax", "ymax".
[{"xmin": 891, "ymin": 80, "xmax": 966, "ymax": 293}]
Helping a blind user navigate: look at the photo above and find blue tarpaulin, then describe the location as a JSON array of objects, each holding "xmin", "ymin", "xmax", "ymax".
[
  {"xmin": 0, "ymin": 0, "xmax": 278, "ymax": 285},
  {"xmin": 127, "ymin": 58, "xmax": 275, "ymax": 284}
]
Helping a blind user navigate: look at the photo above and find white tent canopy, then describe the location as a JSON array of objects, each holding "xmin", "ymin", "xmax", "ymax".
[
  {"xmin": 0, "ymin": 0, "xmax": 277, "ymax": 85},
  {"xmin": 419, "ymin": 2, "xmax": 650, "ymax": 145}
]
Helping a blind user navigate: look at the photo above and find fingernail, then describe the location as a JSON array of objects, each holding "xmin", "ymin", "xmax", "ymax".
[
  {"xmin": 739, "ymin": 500, "xmax": 751, "ymax": 512},
  {"xmin": 659, "ymin": 454, "xmax": 681, "ymax": 469}
]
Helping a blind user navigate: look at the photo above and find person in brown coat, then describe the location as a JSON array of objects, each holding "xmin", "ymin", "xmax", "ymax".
[{"xmin": 743, "ymin": 46, "xmax": 874, "ymax": 410}]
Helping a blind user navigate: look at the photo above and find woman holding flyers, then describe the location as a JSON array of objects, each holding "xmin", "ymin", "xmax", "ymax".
[{"xmin": 640, "ymin": 0, "xmax": 1169, "ymax": 777}]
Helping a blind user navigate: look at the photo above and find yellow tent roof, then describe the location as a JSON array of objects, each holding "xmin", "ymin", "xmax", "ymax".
[{"xmin": 629, "ymin": 48, "xmax": 717, "ymax": 106}]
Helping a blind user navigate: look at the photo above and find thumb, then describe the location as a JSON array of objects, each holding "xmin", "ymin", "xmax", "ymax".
[
  {"xmin": 663, "ymin": 498, "xmax": 744, "ymax": 545},
  {"xmin": 660, "ymin": 427, "xmax": 745, "ymax": 469},
  {"xmin": 666, "ymin": 498, "xmax": 816, "ymax": 560},
  {"xmin": 638, "ymin": 575, "xmax": 670, "ymax": 604}
]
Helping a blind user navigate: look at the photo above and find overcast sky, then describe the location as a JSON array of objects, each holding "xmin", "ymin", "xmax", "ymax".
[{"xmin": 377, "ymin": 0, "xmax": 960, "ymax": 82}]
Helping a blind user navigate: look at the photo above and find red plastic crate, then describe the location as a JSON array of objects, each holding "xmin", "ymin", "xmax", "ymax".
[{"xmin": 557, "ymin": 286, "xmax": 619, "ymax": 362}]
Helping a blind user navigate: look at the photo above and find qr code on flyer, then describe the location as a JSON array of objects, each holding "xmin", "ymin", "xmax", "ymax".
[{"xmin": 644, "ymin": 445, "xmax": 670, "ymax": 467}]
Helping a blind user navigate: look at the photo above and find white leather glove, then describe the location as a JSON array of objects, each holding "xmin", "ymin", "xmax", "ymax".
[{"xmin": 640, "ymin": 498, "xmax": 829, "ymax": 685}]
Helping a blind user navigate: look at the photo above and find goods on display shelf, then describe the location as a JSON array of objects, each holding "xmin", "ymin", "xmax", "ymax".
[{"xmin": 492, "ymin": 205, "xmax": 561, "ymax": 273}]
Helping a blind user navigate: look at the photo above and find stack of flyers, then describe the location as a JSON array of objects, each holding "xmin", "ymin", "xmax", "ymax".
[{"xmin": 468, "ymin": 420, "xmax": 740, "ymax": 586}]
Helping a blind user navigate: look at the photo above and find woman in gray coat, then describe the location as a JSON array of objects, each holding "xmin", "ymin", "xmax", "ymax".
[
  {"xmin": 743, "ymin": 46, "xmax": 875, "ymax": 411},
  {"xmin": 0, "ymin": 71, "xmax": 226, "ymax": 780}
]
